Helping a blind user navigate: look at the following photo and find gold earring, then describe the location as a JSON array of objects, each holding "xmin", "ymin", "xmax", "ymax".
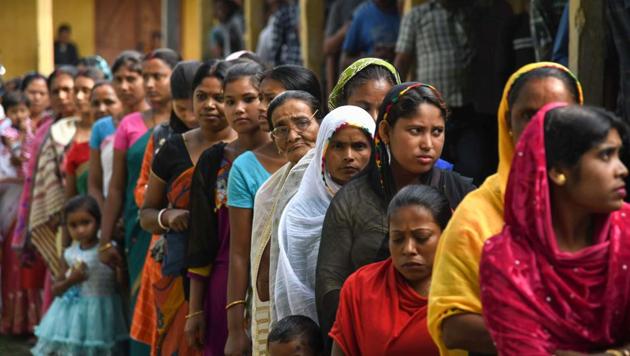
[{"xmin": 556, "ymin": 174, "xmax": 567, "ymax": 186}]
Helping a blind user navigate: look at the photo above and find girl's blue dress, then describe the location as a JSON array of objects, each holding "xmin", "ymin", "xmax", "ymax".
[{"xmin": 31, "ymin": 243, "xmax": 128, "ymax": 356}]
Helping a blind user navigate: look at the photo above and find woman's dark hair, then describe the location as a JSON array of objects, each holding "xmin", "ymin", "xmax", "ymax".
[
  {"xmin": 223, "ymin": 61, "xmax": 264, "ymax": 89},
  {"xmin": 76, "ymin": 67, "xmax": 104, "ymax": 82},
  {"xmin": 63, "ymin": 195, "xmax": 101, "ymax": 227},
  {"xmin": 267, "ymin": 90, "xmax": 322, "ymax": 129},
  {"xmin": 267, "ymin": 315, "xmax": 323, "ymax": 355},
  {"xmin": 20, "ymin": 72, "xmax": 46, "ymax": 92},
  {"xmin": 508, "ymin": 67, "xmax": 581, "ymax": 108},
  {"xmin": 90, "ymin": 80, "xmax": 114, "ymax": 97},
  {"xmin": 142, "ymin": 48, "xmax": 182, "ymax": 69},
  {"xmin": 2, "ymin": 91, "xmax": 29, "ymax": 112},
  {"xmin": 171, "ymin": 60, "xmax": 202, "ymax": 99},
  {"xmin": 387, "ymin": 185, "xmax": 452, "ymax": 230},
  {"xmin": 111, "ymin": 50, "xmax": 143, "ymax": 75},
  {"xmin": 47, "ymin": 65, "xmax": 78, "ymax": 89},
  {"xmin": 369, "ymin": 83, "xmax": 449, "ymax": 204},
  {"xmin": 259, "ymin": 64, "xmax": 323, "ymax": 107},
  {"xmin": 78, "ymin": 55, "xmax": 112, "ymax": 80},
  {"xmin": 192, "ymin": 60, "xmax": 227, "ymax": 91},
  {"xmin": 169, "ymin": 60, "xmax": 202, "ymax": 133},
  {"xmin": 231, "ymin": 51, "xmax": 268, "ymax": 68},
  {"xmin": 342, "ymin": 64, "xmax": 397, "ymax": 104},
  {"xmin": 545, "ymin": 106, "xmax": 629, "ymax": 173}
]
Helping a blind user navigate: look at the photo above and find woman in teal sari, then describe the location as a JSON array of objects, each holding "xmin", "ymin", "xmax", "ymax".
[{"xmin": 98, "ymin": 49, "xmax": 180, "ymax": 355}]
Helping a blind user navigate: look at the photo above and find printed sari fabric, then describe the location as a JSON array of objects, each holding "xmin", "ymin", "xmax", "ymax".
[
  {"xmin": 330, "ymin": 258, "xmax": 439, "ymax": 356},
  {"xmin": 427, "ymin": 62, "xmax": 584, "ymax": 355},
  {"xmin": 149, "ymin": 134, "xmax": 198, "ymax": 356},
  {"xmin": 28, "ymin": 117, "xmax": 77, "ymax": 277},
  {"xmin": 12, "ymin": 114, "xmax": 53, "ymax": 251},
  {"xmin": 480, "ymin": 103, "xmax": 630, "ymax": 354}
]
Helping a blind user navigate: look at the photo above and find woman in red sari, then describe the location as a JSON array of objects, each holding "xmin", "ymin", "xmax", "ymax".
[
  {"xmin": 480, "ymin": 103, "xmax": 630, "ymax": 355},
  {"xmin": 330, "ymin": 184, "xmax": 449, "ymax": 356}
]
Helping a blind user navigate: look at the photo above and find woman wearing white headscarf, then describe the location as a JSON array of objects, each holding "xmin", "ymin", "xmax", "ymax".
[{"xmin": 274, "ymin": 105, "xmax": 376, "ymax": 323}]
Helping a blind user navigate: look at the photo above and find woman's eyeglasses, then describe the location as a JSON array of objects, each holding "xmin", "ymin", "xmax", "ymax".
[{"xmin": 270, "ymin": 110, "xmax": 318, "ymax": 140}]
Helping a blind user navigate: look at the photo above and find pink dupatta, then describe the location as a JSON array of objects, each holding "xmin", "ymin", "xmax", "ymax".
[{"xmin": 480, "ymin": 103, "xmax": 630, "ymax": 354}]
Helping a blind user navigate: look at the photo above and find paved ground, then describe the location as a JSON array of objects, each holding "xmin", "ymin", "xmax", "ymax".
[{"xmin": 0, "ymin": 335, "xmax": 32, "ymax": 355}]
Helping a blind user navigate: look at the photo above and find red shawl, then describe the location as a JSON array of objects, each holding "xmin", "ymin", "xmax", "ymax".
[
  {"xmin": 329, "ymin": 258, "xmax": 439, "ymax": 356},
  {"xmin": 480, "ymin": 102, "xmax": 630, "ymax": 354}
]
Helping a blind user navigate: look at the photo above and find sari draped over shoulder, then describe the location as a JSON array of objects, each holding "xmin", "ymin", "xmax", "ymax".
[
  {"xmin": 132, "ymin": 134, "xmax": 199, "ymax": 356},
  {"xmin": 274, "ymin": 106, "xmax": 375, "ymax": 323},
  {"xmin": 427, "ymin": 62, "xmax": 584, "ymax": 355},
  {"xmin": 249, "ymin": 151, "xmax": 312, "ymax": 355},
  {"xmin": 187, "ymin": 143, "xmax": 233, "ymax": 356},
  {"xmin": 330, "ymin": 258, "xmax": 439, "ymax": 356},
  {"xmin": 12, "ymin": 115, "xmax": 54, "ymax": 251},
  {"xmin": 28, "ymin": 117, "xmax": 77, "ymax": 277},
  {"xmin": 124, "ymin": 128, "xmax": 153, "ymax": 303},
  {"xmin": 480, "ymin": 103, "xmax": 630, "ymax": 354},
  {"xmin": 268, "ymin": 149, "xmax": 315, "ymax": 324}
]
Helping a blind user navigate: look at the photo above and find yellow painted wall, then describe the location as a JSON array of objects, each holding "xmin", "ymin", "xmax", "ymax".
[
  {"xmin": 52, "ymin": 0, "xmax": 95, "ymax": 57},
  {"xmin": 0, "ymin": 1, "xmax": 38, "ymax": 79},
  {"xmin": 181, "ymin": 0, "xmax": 202, "ymax": 60}
]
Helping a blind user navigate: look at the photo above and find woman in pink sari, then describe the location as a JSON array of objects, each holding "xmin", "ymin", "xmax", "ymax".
[{"xmin": 480, "ymin": 103, "xmax": 630, "ymax": 355}]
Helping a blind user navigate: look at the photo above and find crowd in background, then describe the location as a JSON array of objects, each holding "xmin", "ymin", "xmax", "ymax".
[{"xmin": 1, "ymin": 0, "xmax": 630, "ymax": 355}]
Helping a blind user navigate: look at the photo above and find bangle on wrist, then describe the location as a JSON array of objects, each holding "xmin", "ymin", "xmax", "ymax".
[
  {"xmin": 225, "ymin": 299, "xmax": 246, "ymax": 310},
  {"xmin": 99, "ymin": 241, "xmax": 116, "ymax": 253},
  {"xmin": 185, "ymin": 310, "xmax": 204, "ymax": 319},
  {"xmin": 157, "ymin": 208, "xmax": 170, "ymax": 231}
]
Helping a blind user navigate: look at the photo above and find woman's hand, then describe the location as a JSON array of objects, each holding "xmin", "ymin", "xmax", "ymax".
[
  {"xmin": 99, "ymin": 245, "xmax": 124, "ymax": 269},
  {"xmin": 185, "ymin": 312, "xmax": 206, "ymax": 349},
  {"xmin": 224, "ymin": 328, "xmax": 251, "ymax": 356},
  {"xmin": 162, "ymin": 209, "xmax": 190, "ymax": 231}
]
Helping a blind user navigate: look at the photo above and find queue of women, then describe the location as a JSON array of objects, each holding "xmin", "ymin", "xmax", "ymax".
[{"xmin": 1, "ymin": 46, "xmax": 629, "ymax": 356}]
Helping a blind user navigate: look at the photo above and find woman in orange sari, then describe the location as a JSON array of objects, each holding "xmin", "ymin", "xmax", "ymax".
[{"xmin": 139, "ymin": 60, "xmax": 237, "ymax": 355}]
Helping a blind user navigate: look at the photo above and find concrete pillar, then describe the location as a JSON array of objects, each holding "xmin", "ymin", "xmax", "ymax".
[
  {"xmin": 243, "ymin": 0, "xmax": 264, "ymax": 51},
  {"xmin": 299, "ymin": 0, "xmax": 324, "ymax": 77},
  {"xmin": 181, "ymin": 0, "xmax": 203, "ymax": 60}
]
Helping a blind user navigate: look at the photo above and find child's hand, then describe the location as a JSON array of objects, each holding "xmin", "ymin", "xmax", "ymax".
[{"xmin": 68, "ymin": 262, "xmax": 88, "ymax": 283}]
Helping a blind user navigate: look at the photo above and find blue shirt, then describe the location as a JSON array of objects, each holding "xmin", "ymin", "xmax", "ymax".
[
  {"xmin": 227, "ymin": 151, "xmax": 271, "ymax": 209},
  {"xmin": 89, "ymin": 116, "xmax": 116, "ymax": 150},
  {"xmin": 342, "ymin": 1, "xmax": 400, "ymax": 56}
]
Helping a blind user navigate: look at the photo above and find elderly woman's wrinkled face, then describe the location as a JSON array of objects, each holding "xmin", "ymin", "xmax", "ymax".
[
  {"xmin": 388, "ymin": 205, "xmax": 441, "ymax": 295},
  {"xmin": 270, "ymin": 99, "xmax": 320, "ymax": 164}
]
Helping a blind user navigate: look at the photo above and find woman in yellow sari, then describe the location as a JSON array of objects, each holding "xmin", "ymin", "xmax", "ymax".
[{"xmin": 427, "ymin": 62, "xmax": 583, "ymax": 355}]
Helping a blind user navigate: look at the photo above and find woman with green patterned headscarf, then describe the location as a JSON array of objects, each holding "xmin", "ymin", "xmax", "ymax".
[{"xmin": 328, "ymin": 57, "xmax": 400, "ymax": 120}]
